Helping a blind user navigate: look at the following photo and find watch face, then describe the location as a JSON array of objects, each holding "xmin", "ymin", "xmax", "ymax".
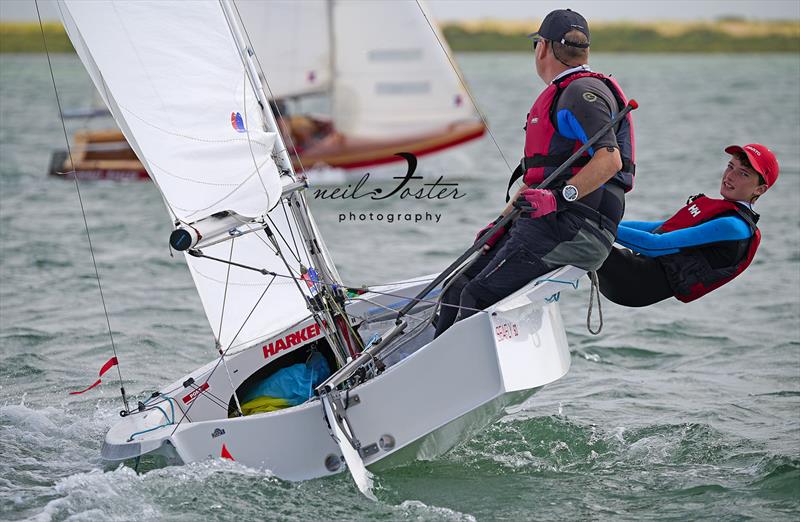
[{"xmin": 563, "ymin": 185, "xmax": 579, "ymax": 202}]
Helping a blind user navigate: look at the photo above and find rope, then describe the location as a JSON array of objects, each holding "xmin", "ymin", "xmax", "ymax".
[
  {"xmin": 216, "ymin": 238, "xmax": 236, "ymax": 345},
  {"xmin": 36, "ymin": 1, "xmax": 129, "ymax": 413},
  {"xmin": 587, "ymin": 271, "xmax": 603, "ymax": 335},
  {"xmin": 171, "ymin": 275, "xmax": 276, "ymax": 435},
  {"xmin": 279, "ymin": 200, "xmax": 303, "ymax": 264}
]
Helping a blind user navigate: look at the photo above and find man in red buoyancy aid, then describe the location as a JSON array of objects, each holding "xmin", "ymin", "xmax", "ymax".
[
  {"xmin": 435, "ymin": 9, "xmax": 635, "ymax": 337},
  {"xmin": 597, "ymin": 143, "xmax": 779, "ymax": 306}
]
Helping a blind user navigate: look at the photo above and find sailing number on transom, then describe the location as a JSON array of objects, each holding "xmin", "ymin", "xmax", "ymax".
[{"xmin": 495, "ymin": 321, "xmax": 519, "ymax": 342}]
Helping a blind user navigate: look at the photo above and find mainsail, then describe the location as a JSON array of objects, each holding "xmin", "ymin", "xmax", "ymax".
[{"xmin": 58, "ymin": 0, "xmax": 329, "ymax": 349}]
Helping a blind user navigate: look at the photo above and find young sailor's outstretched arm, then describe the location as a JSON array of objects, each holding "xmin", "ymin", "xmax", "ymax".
[
  {"xmin": 619, "ymin": 220, "xmax": 663, "ymax": 232},
  {"xmin": 616, "ymin": 216, "xmax": 753, "ymax": 257}
]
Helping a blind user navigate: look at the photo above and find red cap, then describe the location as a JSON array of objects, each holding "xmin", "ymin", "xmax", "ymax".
[{"xmin": 724, "ymin": 143, "xmax": 779, "ymax": 187}]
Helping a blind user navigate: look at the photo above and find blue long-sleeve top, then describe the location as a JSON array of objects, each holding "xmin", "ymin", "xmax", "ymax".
[{"xmin": 616, "ymin": 217, "xmax": 753, "ymax": 257}]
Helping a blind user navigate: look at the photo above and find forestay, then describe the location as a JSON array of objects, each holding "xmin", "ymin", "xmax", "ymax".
[{"xmin": 58, "ymin": 0, "xmax": 324, "ymax": 349}]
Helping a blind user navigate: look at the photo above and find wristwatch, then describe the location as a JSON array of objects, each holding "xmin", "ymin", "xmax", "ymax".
[{"xmin": 561, "ymin": 184, "xmax": 579, "ymax": 202}]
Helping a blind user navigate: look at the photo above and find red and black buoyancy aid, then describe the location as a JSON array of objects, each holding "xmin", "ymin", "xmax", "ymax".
[
  {"xmin": 655, "ymin": 194, "xmax": 761, "ymax": 303},
  {"xmin": 506, "ymin": 70, "xmax": 635, "ymax": 201}
]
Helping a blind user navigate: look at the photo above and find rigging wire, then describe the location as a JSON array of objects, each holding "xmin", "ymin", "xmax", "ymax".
[
  {"xmin": 266, "ymin": 215, "xmax": 303, "ymax": 264},
  {"xmin": 171, "ymin": 275, "xmax": 276, "ymax": 434},
  {"xmin": 231, "ymin": 0, "xmax": 310, "ymax": 178},
  {"xmin": 413, "ymin": 0, "xmax": 514, "ymax": 174},
  {"xmin": 215, "ymin": 238, "xmax": 236, "ymax": 345},
  {"xmin": 188, "ymin": 250, "xmax": 489, "ymax": 318},
  {"xmin": 279, "ymin": 200, "xmax": 304, "ymax": 265},
  {"xmin": 36, "ymin": 0, "xmax": 129, "ymax": 413},
  {"xmin": 215, "ymin": 238, "xmax": 244, "ymax": 415}
]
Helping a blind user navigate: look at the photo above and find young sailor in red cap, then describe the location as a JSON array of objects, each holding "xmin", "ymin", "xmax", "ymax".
[{"xmin": 597, "ymin": 143, "xmax": 779, "ymax": 306}]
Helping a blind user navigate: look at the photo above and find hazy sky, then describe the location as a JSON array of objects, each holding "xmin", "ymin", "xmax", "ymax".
[
  {"xmin": 428, "ymin": 0, "xmax": 799, "ymax": 22},
  {"xmin": 2, "ymin": 0, "xmax": 798, "ymax": 22}
]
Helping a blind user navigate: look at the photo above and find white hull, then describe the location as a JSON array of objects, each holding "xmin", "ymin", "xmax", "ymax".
[{"xmin": 102, "ymin": 266, "xmax": 584, "ymax": 481}]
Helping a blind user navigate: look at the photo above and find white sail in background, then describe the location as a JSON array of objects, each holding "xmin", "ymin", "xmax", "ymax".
[
  {"xmin": 235, "ymin": 0, "xmax": 332, "ymax": 99},
  {"xmin": 330, "ymin": 0, "xmax": 478, "ymax": 139},
  {"xmin": 58, "ymin": 0, "xmax": 321, "ymax": 348},
  {"xmin": 235, "ymin": 0, "xmax": 480, "ymax": 139}
]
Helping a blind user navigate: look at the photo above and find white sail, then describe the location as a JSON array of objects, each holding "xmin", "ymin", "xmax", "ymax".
[
  {"xmin": 330, "ymin": 0, "xmax": 479, "ymax": 139},
  {"xmin": 58, "ymin": 0, "xmax": 321, "ymax": 348},
  {"xmin": 234, "ymin": 0, "xmax": 332, "ymax": 99},
  {"xmin": 58, "ymin": 0, "xmax": 282, "ymax": 222},
  {"xmin": 184, "ymin": 208, "xmax": 318, "ymax": 350},
  {"xmin": 236, "ymin": 0, "xmax": 481, "ymax": 140}
]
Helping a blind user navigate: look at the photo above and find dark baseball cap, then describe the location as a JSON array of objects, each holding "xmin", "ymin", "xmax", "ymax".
[{"xmin": 528, "ymin": 9, "xmax": 590, "ymax": 48}]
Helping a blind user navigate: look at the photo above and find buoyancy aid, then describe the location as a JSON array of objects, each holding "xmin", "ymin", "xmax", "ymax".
[
  {"xmin": 655, "ymin": 194, "xmax": 760, "ymax": 303},
  {"xmin": 504, "ymin": 71, "xmax": 635, "ymax": 201}
]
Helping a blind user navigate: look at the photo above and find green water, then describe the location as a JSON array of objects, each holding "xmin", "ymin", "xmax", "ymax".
[{"xmin": 1, "ymin": 53, "xmax": 798, "ymax": 520}]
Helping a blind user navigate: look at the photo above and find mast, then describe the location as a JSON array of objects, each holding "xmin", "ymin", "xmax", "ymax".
[
  {"xmin": 327, "ymin": 0, "xmax": 337, "ymax": 118},
  {"xmin": 219, "ymin": 0, "xmax": 354, "ymax": 367}
]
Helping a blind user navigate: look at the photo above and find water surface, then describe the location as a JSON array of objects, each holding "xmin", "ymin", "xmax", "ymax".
[{"xmin": 1, "ymin": 52, "xmax": 798, "ymax": 520}]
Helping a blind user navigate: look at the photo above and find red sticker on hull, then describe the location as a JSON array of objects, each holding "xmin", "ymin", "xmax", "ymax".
[{"xmin": 182, "ymin": 382, "xmax": 209, "ymax": 404}]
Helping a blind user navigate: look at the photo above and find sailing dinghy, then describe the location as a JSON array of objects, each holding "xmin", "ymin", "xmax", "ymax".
[
  {"xmin": 49, "ymin": 0, "xmax": 485, "ymax": 180},
  {"xmin": 57, "ymin": 0, "xmax": 583, "ymax": 493}
]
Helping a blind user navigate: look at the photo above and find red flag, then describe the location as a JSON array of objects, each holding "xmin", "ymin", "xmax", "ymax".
[
  {"xmin": 69, "ymin": 356, "xmax": 118, "ymax": 395},
  {"xmin": 98, "ymin": 356, "xmax": 118, "ymax": 377},
  {"xmin": 221, "ymin": 443, "xmax": 235, "ymax": 461}
]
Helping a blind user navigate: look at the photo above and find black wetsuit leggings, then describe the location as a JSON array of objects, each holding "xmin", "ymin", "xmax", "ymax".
[{"xmin": 596, "ymin": 247, "xmax": 674, "ymax": 307}]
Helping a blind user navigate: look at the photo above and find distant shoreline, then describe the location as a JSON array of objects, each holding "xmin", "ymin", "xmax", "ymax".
[
  {"xmin": 1, "ymin": 19, "xmax": 798, "ymax": 53},
  {"xmin": 441, "ymin": 19, "xmax": 800, "ymax": 53}
]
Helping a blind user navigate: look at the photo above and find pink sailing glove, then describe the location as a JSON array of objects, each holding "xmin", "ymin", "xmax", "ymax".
[
  {"xmin": 475, "ymin": 219, "xmax": 507, "ymax": 250},
  {"xmin": 516, "ymin": 189, "xmax": 558, "ymax": 218}
]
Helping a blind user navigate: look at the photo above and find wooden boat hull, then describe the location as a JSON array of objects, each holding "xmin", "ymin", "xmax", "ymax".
[{"xmin": 49, "ymin": 121, "xmax": 485, "ymax": 180}]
